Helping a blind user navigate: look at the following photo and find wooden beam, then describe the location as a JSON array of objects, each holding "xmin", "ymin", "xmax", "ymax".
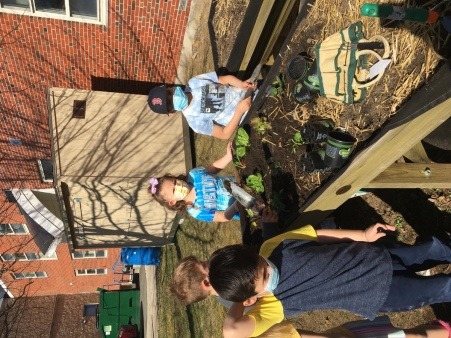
[
  {"xmin": 231, "ymin": 0, "xmax": 302, "ymax": 76},
  {"xmin": 238, "ymin": 0, "xmax": 275, "ymax": 72},
  {"xmin": 366, "ymin": 163, "xmax": 451, "ymax": 188},
  {"xmin": 258, "ymin": 0, "xmax": 299, "ymax": 64},
  {"xmin": 288, "ymin": 96, "xmax": 451, "ymax": 229},
  {"xmin": 403, "ymin": 141, "xmax": 432, "ymax": 163}
]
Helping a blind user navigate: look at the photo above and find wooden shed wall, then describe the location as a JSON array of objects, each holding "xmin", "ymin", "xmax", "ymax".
[{"xmin": 50, "ymin": 88, "xmax": 191, "ymax": 246}]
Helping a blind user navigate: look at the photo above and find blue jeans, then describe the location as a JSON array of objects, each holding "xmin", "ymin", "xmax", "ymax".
[{"xmin": 380, "ymin": 237, "xmax": 451, "ymax": 312}]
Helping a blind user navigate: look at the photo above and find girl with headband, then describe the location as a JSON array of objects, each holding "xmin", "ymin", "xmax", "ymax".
[{"xmin": 148, "ymin": 142, "xmax": 242, "ymax": 222}]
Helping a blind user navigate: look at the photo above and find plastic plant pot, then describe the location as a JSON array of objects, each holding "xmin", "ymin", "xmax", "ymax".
[
  {"xmin": 300, "ymin": 149, "xmax": 331, "ymax": 173},
  {"xmin": 292, "ymin": 60, "xmax": 320, "ymax": 104},
  {"xmin": 286, "ymin": 54, "xmax": 311, "ymax": 81},
  {"xmin": 323, "ymin": 130, "xmax": 357, "ymax": 168},
  {"xmin": 300, "ymin": 119, "xmax": 335, "ymax": 144}
]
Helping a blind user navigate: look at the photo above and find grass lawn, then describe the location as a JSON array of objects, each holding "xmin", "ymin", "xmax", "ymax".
[{"xmin": 156, "ymin": 136, "xmax": 243, "ymax": 338}]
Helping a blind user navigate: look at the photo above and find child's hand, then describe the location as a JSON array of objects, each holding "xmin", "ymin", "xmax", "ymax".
[
  {"xmin": 262, "ymin": 207, "xmax": 278, "ymax": 224},
  {"xmin": 226, "ymin": 140, "xmax": 233, "ymax": 158},
  {"xmin": 236, "ymin": 96, "xmax": 252, "ymax": 115},
  {"xmin": 364, "ymin": 223, "xmax": 396, "ymax": 242},
  {"xmin": 241, "ymin": 79, "xmax": 257, "ymax": 91}
]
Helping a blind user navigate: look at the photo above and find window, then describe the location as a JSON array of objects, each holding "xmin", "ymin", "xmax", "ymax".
[
  {"xmin": 8, "ymin": 138, "xmax": 22, "ymax": 146},
  {"xmin": 1, "ymin": 252, "xmax": 57, "ymax": 261},
  {"xmin": 0, "ymin": 224, "xmax": 28, "ymax": 235},
  {"xmin": 1, "ymin": 253, "xmax": 15, "ymax": 261},
  {"xmin": 13, "ymin": 271, "xmax": 48, "ymax": 279},
  {"xmin": 83, "ymin": 303, "xmax": 98, "ymax": 316},
  {"xmin": 3, "ymin": 190, "xmax": 16, "ymax": 202},
  {"xmin": 0, "ymin": 0, "xmax": 106, "ymax": 25},
  {"xmin": 75, "ymin": 268, "xmax": 107, "ymax": 276},
  {"xmin": 72, "ymin": 250, "xmax": 107, "ymax": 259},
  {"xmin": 37, "ymin": 159, "xmax": 54, "ymax": 182}
]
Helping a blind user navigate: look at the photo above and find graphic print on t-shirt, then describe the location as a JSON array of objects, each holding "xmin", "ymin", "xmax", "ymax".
[{"xmin": 200, "ymin": 84, "xmax": 227, "ymax": 114}]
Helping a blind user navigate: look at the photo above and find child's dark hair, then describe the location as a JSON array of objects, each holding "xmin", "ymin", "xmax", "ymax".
[
  {"xmin": 148, "ymin": 174, "xmax": 189, "ymax": 212},
  {"xmin": 208, "ymin": 244, "xmax": 261, "ymax": 302}
]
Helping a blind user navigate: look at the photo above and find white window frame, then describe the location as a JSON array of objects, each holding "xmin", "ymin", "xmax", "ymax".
[
  {"xmin": 0, "ymin": 0, "xmax": 107, "ymax": 25},
  {"xmin": 1, "ymin": 252, "xmax": 57, "ymax": 261},
  {"xmin": 75, "ymin": 268, "xmax": 107, "ymax": 276},
  {"xmin": 37, "ymin": 159, "xmax": 54, "ymax": 183},
  {"xmin": 13, "ymin": 271, "xmax": 48, "ymax": 279},
  {"xmin": 0, "ymin": 223, "xmax": 28, "ymax": 235},
  {"xmin": 72, "ymin": 250, "xmax": 107, "ymax": 259}
]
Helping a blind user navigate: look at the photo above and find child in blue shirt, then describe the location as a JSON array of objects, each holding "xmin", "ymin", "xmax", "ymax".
[{"xmin": 149, "ymin": 142, "xmax": 240, "ymax": 222}]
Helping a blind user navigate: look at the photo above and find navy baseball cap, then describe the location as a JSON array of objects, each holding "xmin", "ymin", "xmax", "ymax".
[{"xmin": 148, "ymin": 85, "xmax": 168, "ymax": 114}]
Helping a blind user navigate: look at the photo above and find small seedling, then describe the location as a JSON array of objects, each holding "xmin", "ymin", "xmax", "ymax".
[
  {"xmin": 233, "ymin": 128, "xmax": 250, "ymax": 168},
  {"xmin": 235, "ymin": 127, "xmax": 250, "ymax": 147},
  {"xmin": 245, "ymin": 209, "xmax": 258, "ymax": 228},
  {"xmin": 250, "ymin": 117, "xmax": 272, "ymax": 135},
  {"xmin": 267, "ymin": 75, "xmax": 285, "ymax": 97},
  {"xmin": 290, "ymin": 131, "xmax": 304, "ymax": 154},
  {"xmin": 395, "ymin": 217, "xmax": 404, "ymax": 230},
  {"xmin": 233, "ymin": 158, "xmax": 246, "ymax": 169},
  {"xmin": 246, "ymin": 173, "xmax": 265, "ymax": 194}
]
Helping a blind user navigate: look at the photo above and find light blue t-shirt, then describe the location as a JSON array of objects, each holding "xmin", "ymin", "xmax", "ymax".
[
  {"xmin": 182, "ymin": 72, "xmax": 246, "ymax": 136},
  {"xmin": 186, "ymin": 167, "xmax": 239, "ymax": 222}
]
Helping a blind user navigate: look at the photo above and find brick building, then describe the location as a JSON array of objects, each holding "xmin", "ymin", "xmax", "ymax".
[
  {"xmin": 0, "ymin": 293, "xmax": 101, "ymax": 338},
  {"xmin": 0, "ymin": 0, "xmax": 191, "ymax": 298}
]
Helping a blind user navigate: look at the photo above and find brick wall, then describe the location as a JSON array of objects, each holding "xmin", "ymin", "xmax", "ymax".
[
  {"xmin": 0, "ymin": 293, "xmax": 101, "ymax": 338},
  {"xmin": 0, "ymin": 0, "xmax": 189, "ymax": 296},
  {"xmin": 0, "ymin": 0, "xmax": 191, "ymax": 221},
  {"xmin": 1, "ymin": 243, "xmax": 122, "ymax": 296}
]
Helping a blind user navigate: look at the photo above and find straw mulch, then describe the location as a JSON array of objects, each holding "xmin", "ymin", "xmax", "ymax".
[
  {"xmin": 280, "ymin": 0, "xmax": 449, "ymax": 141},
  {"xmin": 212, "ymin": 0, "xmax": 250, "ymax": 65}
]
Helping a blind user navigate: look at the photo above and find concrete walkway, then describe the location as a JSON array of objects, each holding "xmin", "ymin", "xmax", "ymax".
[
  {"xmin": 139, "ymin": 265, "xmax": 157, "ymax": 338},
  {"xmin": 176, "ymin": 0, "xmax": 214, "ymax": 84}
]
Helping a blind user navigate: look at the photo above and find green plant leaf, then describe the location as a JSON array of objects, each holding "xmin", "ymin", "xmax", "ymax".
[
  {"xmin": 233, "ymin": 158, "xmax": 246, "ymax": 169},
  {"xmin": 293, "ymin": 132, "xmax": 303, "ymax": 144},
  {"xmin": 236, "ymin": 128, "xmax": 250, "ymax": 146},
  {"xmin": 236, "ymin": 146, "xmax": 247, "ymax": 158},
  {"xmin": 246, "ymin": 173, "xmax": 265, "ymax": 194}
]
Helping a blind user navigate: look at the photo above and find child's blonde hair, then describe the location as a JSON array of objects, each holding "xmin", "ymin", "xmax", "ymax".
[{"xmin": 168, "ymin": 256, "xmax": 210, "ymax": 304}]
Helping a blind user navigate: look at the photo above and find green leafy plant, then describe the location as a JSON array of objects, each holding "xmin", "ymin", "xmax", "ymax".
[
  {"xmin": 250, "ymin": 117, "xmax": 272, "ymax": 135},
  {"xmin": 245, "ymin": 208, "xmax": 258, "ymax": 228},
  {"xmin": 236, "ymin": 127, "xmax": 250, "ymax": 146},
  {"xmin": 233, "ymin": 128, "xmax": 250, "ymax": 168},
  {"xmin": 246, "ymin": 173, "xmax": 265, "ymax": 194},
  {"xmin": 267, "ymin": 75, "xmax": 285, "ymax": 96},
  {"xmin": 290, "ymin": 131, "xmax": 304, "ymax": 154}
]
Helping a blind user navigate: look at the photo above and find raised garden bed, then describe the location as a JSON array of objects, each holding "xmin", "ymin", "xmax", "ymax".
[{"xmin": 231, "ymin": 0, "xmax": 451, "ymax": 245}]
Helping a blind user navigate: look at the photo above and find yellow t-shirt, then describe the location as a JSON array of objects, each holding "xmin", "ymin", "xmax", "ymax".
[{"xmin": 247, "ymin": 225, "xmax": 318, "ymax": 337}]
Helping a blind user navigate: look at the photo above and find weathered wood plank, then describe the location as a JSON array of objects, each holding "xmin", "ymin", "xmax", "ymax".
[
  {"xmin": 230, "ymin": 0, "xmax": 301, "ymax": 76},
  {"xmin": 288, "ymin": 96, "xmax": 451, "ymax": 229},
  {"xmin": 366, "ymin": 163, "xmax": 451, "ymax": 188},
  {"xmin": 403, "ymin": 142, "xmax": 433, "ymax": 163}
]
